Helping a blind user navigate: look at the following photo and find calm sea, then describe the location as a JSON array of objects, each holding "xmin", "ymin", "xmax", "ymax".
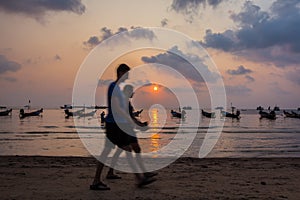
[{"xmin": 0, "ymin": 108, "xmax": 299, "ymax": 158}]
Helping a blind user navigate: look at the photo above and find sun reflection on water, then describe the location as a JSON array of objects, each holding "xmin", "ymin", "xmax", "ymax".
[{"xmin": 148, "ymin": 106, "xmax": 165, "ymax": 157}]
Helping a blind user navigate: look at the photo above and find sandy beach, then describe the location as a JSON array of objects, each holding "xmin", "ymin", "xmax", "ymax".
[{"xmin": 0, "ymin": 156, "xmax": 299, "ymax": 200}]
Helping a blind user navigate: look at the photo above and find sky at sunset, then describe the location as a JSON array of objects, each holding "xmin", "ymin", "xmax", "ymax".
[{"xmin": 0, "ymin": 0, "xmax": 299, "ymax": 109}]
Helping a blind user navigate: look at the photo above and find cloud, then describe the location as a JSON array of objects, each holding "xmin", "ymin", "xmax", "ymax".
[
  {"xmin": 0, "ymin": 0, "xmax": 85, "ymax": 20},
  {"xmin": 226, "ymin": 85, "xmax": 252, "ymax": 96},
  {"xmin": 161, "ymin": 18, "xmax": 168, "ymax": 27},
  {"xmin": 83, "ymin": 36, "xmax": 100, "ymax": 48},
  {"xmin": 171, "ymin": 0, "xmax": 224, "ymax": 13},
  {"xmin": 141, "ymin": 46, "xmax": 220, "ymax": 85},
  {"xmin": 54, "ymin": 54, "xmax": 61, "ymax": 61},
  {"xmin": 170, "ymin": 0, "xmax": 226, "ymax": 22},
  {"xmin": 286, "ymin": 69, "xmax": 300, "ymax": 86},
  {"xmin": 202, "ymin": 29, "xmax": 237, "ymax": 52},
  {"xmin": 84, "ymin": 27, "xmax": 156, "ymax": 49},
  {"xmin": 201, "ymin": 0, "xmax": 300, "ymax": 67},
  {"xmin": 227, "ymin": 65, "xmax": 252, "ymax": 75},
  {"xmin": 245, "ymin": 75, "xmax": 255, "ymax": 82},
  {"xmin": 0, "ymin": 55, "xmax": 21, "ymax": 74},
  {"xmin": 0, "ymin": 76, "xmax": 17, "ymax": 82}
]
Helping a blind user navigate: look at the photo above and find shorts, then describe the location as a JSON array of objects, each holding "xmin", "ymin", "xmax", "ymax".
[
  {"xmin": 105, "ymin": 122, "xmax": 132, "ymax": 148},
  {"xmin": 128, "ymin": 135, "xmax": 138, "ymax": 144}
]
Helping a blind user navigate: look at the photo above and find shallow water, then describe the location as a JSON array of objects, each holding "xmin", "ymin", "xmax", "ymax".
[{"xmin": 0, "ymin": 108, "xmax": 299, "ymax": 158}]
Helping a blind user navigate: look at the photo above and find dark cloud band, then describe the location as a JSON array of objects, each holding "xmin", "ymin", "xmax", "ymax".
[
  {"xmin": 84, "ymin": 27, "xmax": 156, "ymax": 49},
  {"xmin": 0, "ymin": 0, "xmax": 85, "ymax": 17},
  {"xmin": 0, "ymin": 55, "xmax": 21, "ymax": 74},
  {"xmin": 227, "ymin": 65, "xmax": 252, "ymax": 75},
  {"xmin": 201, "ymin": 0, "xmax": 300, "ymax": 67}
]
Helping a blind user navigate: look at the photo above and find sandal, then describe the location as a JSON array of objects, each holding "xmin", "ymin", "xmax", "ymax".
[
  {"xmin": 106, "ymin": 174, "xmax": 122, "ymax": 179},
  {"xmin": 90, "ymin": 182, "xmax": 110, "ymax": 190}
]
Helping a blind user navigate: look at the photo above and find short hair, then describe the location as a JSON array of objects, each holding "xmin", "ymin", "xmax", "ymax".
[{"xmin": 117, "ymin": 63, "xmax": 130, "ymax": 76}]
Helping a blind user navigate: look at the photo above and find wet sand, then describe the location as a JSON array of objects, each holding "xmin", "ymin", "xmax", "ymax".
[{"xmin": 0, "ymin": 156, "xmax": 299, "ymax": 199}]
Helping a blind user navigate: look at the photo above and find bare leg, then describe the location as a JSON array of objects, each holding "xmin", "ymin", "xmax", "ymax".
[
  {"xmin": 131, "ymin": 143, "xmax": 147, "ymax": 173},
  {"xmin": 131, "ymin": 142, "xmax": 158, "ymax": 178},
  {"xmin": 92, "ymin": 161, "xmax": 105, "ymax": 185},
  {"xmin": 92, "ymin": 139, "xmax": 113, "ymax": 185},
  {"xmin": 107, "ymin": 148, "xmax": 122, "ymax": 177},
  {"xmin": 122, "ymin": 145, "xmax": 143, "ymax": 181}
]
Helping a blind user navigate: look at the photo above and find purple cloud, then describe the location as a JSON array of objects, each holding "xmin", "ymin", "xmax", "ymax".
[
  {"xmin": 227, "ymin": 65, "xmax": 253, "ymax": 75},
  {"xmin": 201, "ymin": 0, "xmax": 300, "ymax": 67},
  {"xmin": 0, "ymin": 55, "xmax": 21, "ymax": 74},
  {"xmin": 0, "ymin": 0, "xmax": 85, "ymax": 20},
  {"xmin": 84, "ymin": 27, "xmax": 156, "ymax": 49}
]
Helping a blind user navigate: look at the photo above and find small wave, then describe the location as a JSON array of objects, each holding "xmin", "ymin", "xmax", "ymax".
[
  {"xmin": 25, "ymin": 131, "xmax": 78, "ymax": 134},
  {"xmin": 222, "ymin": 130, "xmax": 300, "ymax": 134},
  {"xmin": 40, "ymin": 125, "xmax": 59, "ymax": 129},
  {"xmin": 55, "ymin": 137, "xmax": 80, "ymax": 140},
  {"xmin": 0, "ymin": 138, "xmax": 34, "ymax": 141}
]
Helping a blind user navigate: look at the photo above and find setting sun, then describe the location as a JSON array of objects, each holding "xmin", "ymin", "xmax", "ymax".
[{"xmin": 153, "ymin": 86, "xmax": 158, "ymax": 92}]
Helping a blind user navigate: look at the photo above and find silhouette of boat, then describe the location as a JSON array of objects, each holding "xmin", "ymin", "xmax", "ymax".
[
  {"xmin": 171, "ymin": 110, "xmax": 186, "ymax": 118},
  {"xmin": 19, "ymin": 108, "xmax": 43, "ymax": 119},
  {"xmin": 273, "ymin": 105, "xmax": 280, "ymax": 111},
  {"xmin": 64, "ymin": 109, "xmax": 74, "ymax": 118},
  {"xmin": 259, "ymin": 110, "xmax": 276, "ymax": 120},
  {"xmin": 182, "ymin": 106, "xmax": 192, "ymax": 110},
  {"xmin": 221, "ymin": 104, "xmax": 241, "ymax": 119},
  {"xmin": 64, "ymin": 108, "xmax": 83, "ymax": 118},
  {"xmin": 64, "ymin": 108, "xmax": 96, "ymax": 118},
  {"xmin": 215, "ymin": 106, "xmax": 224, "ymax": 110},
  {"xmin": 256, "ymin": 106, "xmax": 264, "ymax": 111},
  {"xmin": 221, "ymin": 110, "xmax": 241, "ymax": 119},
  {"xmin": 201, "ymin": 109, "xmax": 215, "ymax": 118},
  {"xmin": 60, "ymin": 104, "xmax": 72, "ymax": 109},
  {"xmin": 79, "ymin": 110, "xmax": 97, "ymax": 118},
  {"xmin": 0, "ymin": 108, "xmax": 12, "ymax": 116},
  {"xmin": 61, "ymin": 105, "xmax": 108, "ymax": 109},
  {"xmin": 283, "ymin": 110, "xmax": 300, "ymax": 118},
  {"xmin": 93, "ymin": 105, "xmax": 108, "ymax": 109}
]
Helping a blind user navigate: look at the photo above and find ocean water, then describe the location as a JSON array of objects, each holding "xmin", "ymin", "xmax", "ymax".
[{"xmin": 0, "ymin": 108, "xmax": 299, "ymax": 158}]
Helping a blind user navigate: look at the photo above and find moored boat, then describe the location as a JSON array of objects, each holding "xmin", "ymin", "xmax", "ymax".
[
  {"xmin": 171, "ymin": 110, "xmax": 186, "ymax": 119},
  {"xmin": 182, "ymin": 106, "xmax": 192, "ymax": 110},
  {"xmin": 78, "ymin": 110, "xmax": 97, "ymax": 118},
  {"xmin": 19, "ymin": 108, "xmax": 43, "ymax": 119},
  {"xmin": 0, "ymin": 108, "xmax": 12, "ymax": 116},
  {"xmin": 259, "ymin": 110, "xmax": 276, "ymax": 120},
  {"xmin": 273, "ymin": 105, "xmax": 280, "ymax": 111},
  {"xmin": 60, "ymin": 104, "xmax": 72, "ymax": 109},
  {"xmin": 283, "ymin": 110, "xmax": 300, "ymax": 118},
  {"xmin": 215, "ymin": 106, "xmax": 224, "ymax": 110},
  {"xmin": 221, "ymin": 110, "xmax": 241, "ymax": 119},
  {"xmin": 201, "ymin": 109, "xmax": 215, "ymax": 118},
  {"xmin": 256, "ymin": 106, "xmax": 264, "ymax": 111},
  {"xmin": 65, "ymin": 108, "xmax": 96, "ymax": 118}
]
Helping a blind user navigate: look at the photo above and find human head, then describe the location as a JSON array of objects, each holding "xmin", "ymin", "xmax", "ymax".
[
  {"xmin": 123, "ymin": 84, "xmax": 134, "ymax": 98},
  {"xmin": 117, "ymin": 63, "xmax": 130, "ymax": 82}
]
